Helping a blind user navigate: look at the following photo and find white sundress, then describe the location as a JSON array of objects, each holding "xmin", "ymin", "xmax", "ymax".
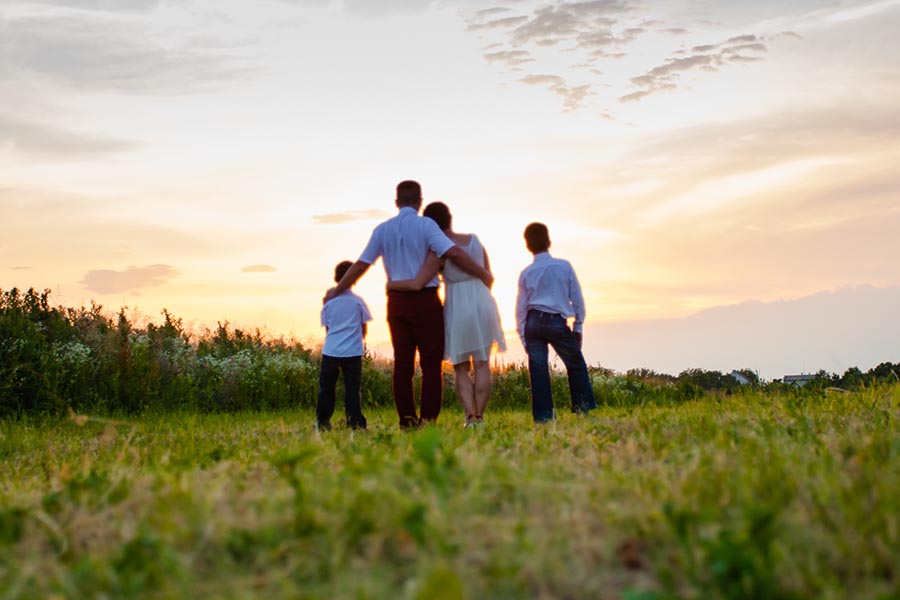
[{"xmin": 442, "ymin": 234, "xmax": 507, "ymax": 365}]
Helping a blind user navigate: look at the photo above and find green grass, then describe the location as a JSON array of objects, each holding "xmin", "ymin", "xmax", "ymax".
[{"xmin": 2, "ymin": 385, "xmax": 899, "ymax": 599}]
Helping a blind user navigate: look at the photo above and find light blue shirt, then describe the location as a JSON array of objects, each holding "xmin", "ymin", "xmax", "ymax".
[
  {"xmin": 515, "ymin": 252, "xmax": 586, "ymax": 345},
  {"xmin": 321, "ymin": 291, "xmax": 372, "ymax": 358},
  {"xmin": 358, "ymin": 206, "xmax": 455, "ymax": 287}
]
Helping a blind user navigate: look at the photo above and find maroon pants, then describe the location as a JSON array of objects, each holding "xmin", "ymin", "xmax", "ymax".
[{"xmin": 386, "ymin": 288, "xmax": 444, "ymax": 428}]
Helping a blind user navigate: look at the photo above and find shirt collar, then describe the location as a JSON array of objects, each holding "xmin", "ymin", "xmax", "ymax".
[
  {"xmin": 533, "ymin": 252, "xmax": 552, "ymax": 263},
  {"xmin": 398, "ymin": 206, "xmax": 419, "ymax": 217}
]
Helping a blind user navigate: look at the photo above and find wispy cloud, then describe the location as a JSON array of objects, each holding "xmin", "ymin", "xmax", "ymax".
[
  {"xmin": 0, "ymin": 113, "xmax": 139, "ymax": 160},
  {"xmin": 312, "ymin": 209, "xmax": 392, "ymax": 225},
  {"xmin": 462, "ymin": 2, "xmax": 788, "ymax": 114},
  {"xmin": 483, "ymin": 49, "xmax": 535, "ymax": 69},
  {"xmin": 571, "ymin": 102, "xmax": 900, "ymax": 234},
  {"xmin": 620, "ymin": 34, "xmax": 768, "ymax": 102},
  {"xmin": 520, "ymin": 74, "xmax": 593, "ymax": 110},
  {"xmin": 508, "ymin": 1, "xmax": 633, "ymax": 47},
  {"xmin": 80, "ymin": 264, "xmax": 177, "ymax": 294},
  {"xmin": 278, "ymin": 0, "xmax": 440, "ymax": 17},
  {"xmin": 464, "ymin": 2, "xmax": 638, "ymax": 111},
  {"xmin": 21, "ymin": 0, "xmax": 162, "ymax": 13},
  {"xmin": 467, "ymin": 15, "xmax": 530, "ymax": 32},
  {"xmin": 242, "ymin": 264, "xmax": 277, "ymax": 273},
  {"xmin": 1, "ymin": 13, "xmax": 258, "ymax": 96}
]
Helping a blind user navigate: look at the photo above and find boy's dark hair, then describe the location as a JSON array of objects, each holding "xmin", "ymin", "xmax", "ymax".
[
  {"xmin": 423, "ymin": 201, "xmax": 452, "ymax": 231},
  {"xmin": 524, "ymin": 222, "xmax": 550, "ymax": 253},
  {"xmin": 334, "ymin": 260, "xmax": 354, "ymax": 283},
  {"xmin": 396, "ymin": 180, "xmax": 422, "ymax": 207}
]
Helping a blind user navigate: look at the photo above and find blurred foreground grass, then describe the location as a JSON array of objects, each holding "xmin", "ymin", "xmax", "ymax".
[{"xmin": 2, "ymin": 385, "xmax": 899, "ymax": 599}]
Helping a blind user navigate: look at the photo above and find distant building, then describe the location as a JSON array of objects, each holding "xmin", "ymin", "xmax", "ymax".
[
  {"xmin": 783, "ymin": 373, "xmax": 816, "ymax": 387},
  {"xmin": 730, "ymin": 370, "xmax": 752, "ymax": 386}
]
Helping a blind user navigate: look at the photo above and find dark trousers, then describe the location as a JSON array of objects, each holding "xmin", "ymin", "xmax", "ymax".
[
  {"xmin": 524, "ymin": 309, "xmax": 597, "ymax": 423},
  {"xmin": 317, "ymin": 354, "xmax": 366, "ymax": 429},
  {"xmin": 387, "ymin": 288, "xmax": 444, "ymax": 428}
]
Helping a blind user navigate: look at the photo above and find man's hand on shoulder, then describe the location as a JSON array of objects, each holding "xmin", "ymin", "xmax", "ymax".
[{"xmin": 323, "ymin": 287, "xmax": 338, "ymax": 304}]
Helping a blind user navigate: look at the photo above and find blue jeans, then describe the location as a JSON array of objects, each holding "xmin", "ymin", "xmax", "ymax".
[{"xmin": 524, "ymin": 310, "xmax": 597, "ymax": 422}]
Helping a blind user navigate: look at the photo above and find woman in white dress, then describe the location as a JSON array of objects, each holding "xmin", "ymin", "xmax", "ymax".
[{"xmin": 388, "ymin": 202, "xmax": 506, "ymax": 427}]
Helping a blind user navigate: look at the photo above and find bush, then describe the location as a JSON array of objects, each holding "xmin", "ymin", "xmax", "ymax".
[{"xmin": 4, "ymin": 287, "xmax": 897, "ymax": 417}]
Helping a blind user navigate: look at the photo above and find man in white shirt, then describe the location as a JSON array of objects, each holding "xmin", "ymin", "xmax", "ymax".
[
  {"xmin": 324, "ymin": 180, "xmax": 493, "ymax": 429},
  {"xmin": 515, "ymin": 222, "xmax": 596, "ymax": 423},
  {"xmin": 318, "ymin": 260, "xmax": 373, "ymax": 430}
]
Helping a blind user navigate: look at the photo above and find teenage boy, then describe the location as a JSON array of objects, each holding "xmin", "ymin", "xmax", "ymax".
[
  {"xmin": 515, "ymin": 222, "xmax": 597, "ymax": 423},
  {"xmin": 317, "ymin": 260, "xmax": 372, "ymax": 430}
]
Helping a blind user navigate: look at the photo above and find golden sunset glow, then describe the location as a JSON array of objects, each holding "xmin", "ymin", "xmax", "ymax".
[{"xmin": 3, "ymin": 0, "xmax": 899, "ymax": 378}]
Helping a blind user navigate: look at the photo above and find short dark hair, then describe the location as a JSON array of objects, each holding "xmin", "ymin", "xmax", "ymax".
[
  {"xmin": 334, "ymin": 260, "xmax": 353, "ymax": 283},
  {"xmin": 396, "ymin": 180, "xmax": 422, "ymax": 207},
  {"xmin": 524, "ymin": 222, "xmax": 550, "ymax": 253},
  {"xmin": 422, "ymin": 201, "xmax": 451, "ymax": 231}
]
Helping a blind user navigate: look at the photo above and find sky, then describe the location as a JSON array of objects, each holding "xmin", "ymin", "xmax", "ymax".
[{"xmin": 2, "ymin": 0, "xmax": 899, "ymax": 379}]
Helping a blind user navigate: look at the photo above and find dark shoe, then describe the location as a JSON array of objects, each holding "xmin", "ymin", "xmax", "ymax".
[{"xmin": 315, "ymin": 421, "xmax": 332, "ymax": 431}]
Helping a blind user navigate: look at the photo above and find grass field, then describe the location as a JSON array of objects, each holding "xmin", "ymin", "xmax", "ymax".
[{"xmin": 2, "ymin": 385, "xmax": 899, "ymax": 599}]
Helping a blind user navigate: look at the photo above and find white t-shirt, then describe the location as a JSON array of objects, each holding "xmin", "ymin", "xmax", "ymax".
[
  {"xmin": 358, "ymin": 206, "xmax": 455, "ymax": 286},
  {"xmin": 321, "ymin": 291, "xmax": 373, "ymax": 358}
]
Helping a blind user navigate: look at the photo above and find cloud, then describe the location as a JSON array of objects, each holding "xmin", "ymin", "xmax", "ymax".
[
  {"xmin": 520, "ymin": 74, "xmax": 594, "ymax": 110},
  {"xmin": 20, "ymin": 0, "xmax": 161, "ymax": 13},
  {"xmin": 530, "ymin": 101, "xmax": 900, "ymax": 300},
  {"xmin": 297, "ymin": 0, "xmax": 440, "ymax": 17},
  {"xmin": 483, "ymin": 49, "xmax": 534, "ymax": 68},
  {"xmin": 311, "ymin": 209, "xmax": 392, "ymax": 225},
  {"xmin": 80, "ymin": 264, "xmax": 177, "ymax": 294},
  {"xmin": 1, "ymin": 14, "xmax": 258, "ymax": 96},
  {"xmin": 463, "ymin": 2, "xmax": 804, "ymax": 115},
  {"xmin": 508, "ymin": 1, "xmax": 633, "ymax": 46},
  {"xmin": 467, "ymin": 15, "xmax": 530, "ymax": 31},
  {"xmin": 0, "ymin": 113, "xmax": 139, "ymax": 160},
  {"xmin": 242, "ymin": 264, "xmax": 278, "ymax": 273},
  {"xmin": 618, "ymin": 89, "xmax": 654, "ymax": 103},
  {"xmin": 463, "ymin": 1, "xmax": 646, "ymax": 111},
  {"xmin": 620, "ymin": 34, "xmax": 768, "ymax": 102},
  {"xmin": 472, "ymin": 7, "xmax": 514, "ymax": 20}
]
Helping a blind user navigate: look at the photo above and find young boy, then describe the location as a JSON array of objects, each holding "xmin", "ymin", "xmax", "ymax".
[
  {"xmin": 515, "ymin": 222, "xmax": 597, "ymax": 423},
  {"xmin": 317, "ymin": 260, "xmax": 373, "ymax": 430}
]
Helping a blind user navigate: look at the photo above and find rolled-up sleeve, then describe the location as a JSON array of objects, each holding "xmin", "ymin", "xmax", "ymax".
[
  {"xmin": 358, "ymin": 226, "xmax": 382, "ymax": 265},
  {"xmin": 568, "ymin": 262, "xmax": 586, "ymax": 333},
  {"xmin": 515, "ymin": 272, "xmax": 528, "ymax": 346}
]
